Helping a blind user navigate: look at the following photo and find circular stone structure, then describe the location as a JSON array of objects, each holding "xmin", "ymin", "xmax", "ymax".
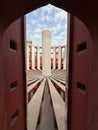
[{"xmin": 26, "ymin": 41, "xmax": 67, "ymax": 71}]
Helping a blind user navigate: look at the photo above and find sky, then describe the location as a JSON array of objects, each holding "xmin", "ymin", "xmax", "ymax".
[{"xmin": 26, "ymin": 4, "xmax": 67, "ymax": 46}]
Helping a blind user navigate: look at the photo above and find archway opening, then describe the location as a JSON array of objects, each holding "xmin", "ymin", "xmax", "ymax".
[
  {"xmin": 0, "ymin": 1, "xmax": 92, "ymax": 130},
  {"xmin": 25, "ymin": 4, "xmax": 68, "ymax": 130}
]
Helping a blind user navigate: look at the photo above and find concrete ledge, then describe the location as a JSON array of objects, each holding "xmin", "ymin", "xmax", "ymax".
[
  {"xmin": 47, "ymin": 77, "xmax": 67, "ymax": 130},
  {"xmin": 27, "ymin": 78, "xmax": 46, "ymax": 130}
]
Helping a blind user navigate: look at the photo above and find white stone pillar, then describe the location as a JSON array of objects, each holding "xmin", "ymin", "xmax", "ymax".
[
  {"xmin": 58, "ymin": 46, "xmax": 62, "ymax": 69},
  {"xmin": 37, "ymin": 46, "xmax": 40, "ymax": 70},
  {"xmin": 31, "ymin": 45, "xmax": 35, "ymax": 70},
  {"xmin": 63, "ymin": 46, "xmax": 67, "ymax": 70},
  {"xmin": 42, "ymin": 30, "xmax": 51, "ymax": 76},
  {"xmin": 26, "ymin": 44, "xmax": 29, "ymax": 70},
  {"xmin": 53, "ymin": 47, "xmax": 56, "ymax": 70}
]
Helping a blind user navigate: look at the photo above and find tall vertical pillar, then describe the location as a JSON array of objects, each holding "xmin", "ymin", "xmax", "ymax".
[
  {"xmin": 53, "ymin": 47, "xmax": 56, "ymax": 70},
  {"xmin": 26, "ymin": 44, "xmax": 29, "ymax": 70},
  {"xmin": 42, "ymin": 30, "xmax": 51, "ymax": 76},
  {"xmin": 31, "ymin": 45, "xmax": 35, "ymax": 70},
  {"xmin": 37, "ymin": 46, "xmax": 40, "ymax": 70},
  {"xmin": 26, "ymin": 42, "xmax": 32, "ymax": 70},
  {"xmin": 63, "ymin": 46, "xmax": 67, "ymax": 70},
  {"xmin": 58, "ymin": 46, "xmax": 62, "ymax": 69}
]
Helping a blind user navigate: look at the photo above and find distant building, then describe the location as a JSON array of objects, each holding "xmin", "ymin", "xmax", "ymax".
[{"xmin": 26, "ymin": 41, "xmax": 67, "ymax": 71}]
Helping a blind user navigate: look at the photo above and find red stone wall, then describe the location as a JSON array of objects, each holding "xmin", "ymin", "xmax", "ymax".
[
  {"xmin": 68, "ymin": 15, "xmax": 93, "ymax": 130},
  {"xmin": 0, "ymin": 17, "xmax": 26, "ymax": 130}
]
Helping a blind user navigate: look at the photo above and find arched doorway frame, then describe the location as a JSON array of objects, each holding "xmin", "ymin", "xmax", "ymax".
[{"xmin": 1, "ymin": 1, "xmax": 97, "ymax": 130}]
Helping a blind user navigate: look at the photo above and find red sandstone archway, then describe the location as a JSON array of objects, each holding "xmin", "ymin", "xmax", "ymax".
[
  {"xmin": 0, "ymin": 1, "xmax": 98, "ymax": 130},
  {"xmin": 0, "ymin": 0, "xmax": 97, "ymax": 36}
]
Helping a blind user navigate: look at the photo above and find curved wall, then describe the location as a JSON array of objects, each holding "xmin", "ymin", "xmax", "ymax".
[{"xmin": 26, "ymin": 42, "xmax": 67, "ymax": 71}]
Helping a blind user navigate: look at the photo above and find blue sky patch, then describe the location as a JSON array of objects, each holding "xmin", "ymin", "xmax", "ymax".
[{"xmin": 26, "ymin": 4, "xmax": 67, "ymax": 46}]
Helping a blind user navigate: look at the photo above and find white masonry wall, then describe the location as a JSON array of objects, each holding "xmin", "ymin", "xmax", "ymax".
[
  {"xmin": 26, "ymin": 42, "xmax": 30, "ymax": 70},
  {"xmin": 32, "ymin": 45, "xmax": 35, "ymax": 70}
]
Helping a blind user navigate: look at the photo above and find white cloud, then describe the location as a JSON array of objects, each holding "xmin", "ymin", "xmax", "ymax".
[
  {"xmin": 41, "ymin": 4, "xmax": 54, "ymax": 15},
  {"xmin": 33, "ymin": 28, "xmax": 42, "ymax": 33},
  {"xmin": 54, "ymin": 10, "xmax": 67, "ymax": 24},
  {"xmin": 31, "ymin": 20, "xmax": 38, "ymax": 25},
  {"xmin": 26, "ymin": 4, "xmax": 67, "ymax": 46},
  {"xmin": 26, "ymin": 24, "xmax": 31, "ymax": 29},
  {"xmin": 26, "ymin": 31, "xmax": 33, "ymax": 41}
]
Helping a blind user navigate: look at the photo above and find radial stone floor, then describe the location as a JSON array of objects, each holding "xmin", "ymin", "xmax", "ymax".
[{"xmin": 37, "ymin": 84, "xmax": 57, "ymax": 130}]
